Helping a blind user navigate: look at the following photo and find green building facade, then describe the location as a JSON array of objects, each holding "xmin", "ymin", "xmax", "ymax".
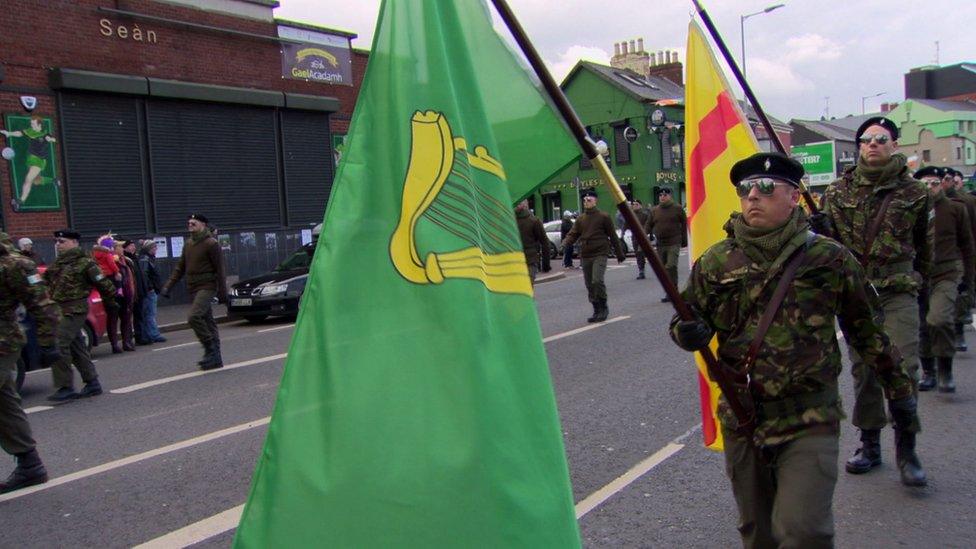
[{"xmin": 526, "ymin": 61, "xmax": 685, "ymax": 222}]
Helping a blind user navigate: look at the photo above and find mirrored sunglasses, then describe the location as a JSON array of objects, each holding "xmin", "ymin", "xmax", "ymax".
[
  {"xmin": 858, "ymin": 134, "xmax": 890, "ymax": 145},
  {"xmin": 736, "ymin": 178, "xmax": 793, "ymax": 198}
]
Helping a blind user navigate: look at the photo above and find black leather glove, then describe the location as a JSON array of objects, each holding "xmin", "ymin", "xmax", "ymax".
[
  {"xmin": 39, "ymin": 345, "xmax": 62, "ymax": 368},
  {"xmin": 807, "ymin": 212, "xmax": 831, "ymax": 236},
  {"xmin": 673, "ymin": 316, "xmax": 714, "ymax": 352},
  {"xmin": 616, "ymin": 253, "xmax": 626, "ymax": 264},
  {"xmin": 958, "ymin": 282, "xmax": 969, "ymax": 294},
  {"xmin": 103, "ymin": 297, "xmax": 119, "ymax": 312},
  {"xmin": 888, "ymin": 395, "xmax": 919, "ymax": 431}
]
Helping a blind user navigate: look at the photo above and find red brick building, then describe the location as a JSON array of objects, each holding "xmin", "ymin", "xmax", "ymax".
[{"xmin": 0, "ymin": 0, "xmax": 367, "ymax": 271}]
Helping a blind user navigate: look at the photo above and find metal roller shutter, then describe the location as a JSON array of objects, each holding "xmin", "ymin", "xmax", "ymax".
[
  {"xmin": 147, "ymin": 100, "xmax": 280, "ymax": 232},
  {"xmin": 280, "ymin": 110, "xmax": 333, "ymax": 226},
  {"xmin": 60, "ymin": 93, "xmax": 148, "ymax": 235}
]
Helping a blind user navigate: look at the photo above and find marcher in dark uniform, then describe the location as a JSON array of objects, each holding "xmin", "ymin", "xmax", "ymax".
[
  {"xmin": 671, "ymin": 153, "xmax": 923, "ymax": 548},
  {"xmin": 44, "ymin": 229, "xmax": 117, "ymax": 402},
  {"xmin": 946, "ymin": 167, "xmax": 976, "ymax": 351},
  {"xmin": 916, "ymin": 167, "xmax": 974, "ymax": 392},
  {"xmin": 561, "ymin": 192, "xmax": 625, "ymax": 323},
  {"xmin": 622, "ymin": 200, "xmax": 651, "ymax": 279},
  {"xmin": 514, "ymin": 200, "xmax": 549, "ymax": 283},
  {"xmin": 161, "ymin": 214, "xmax": 228, "ymax": 370},
  {"xmin": 645, "ymin": 188, "xmax": 687, "ymax": 301},
  {"xmin": 0, "ymin": 232, "xmax": 61, "ymax": 493},
  {"xmin": 560, "ymin": 210, "xmax": 575, "ymax": 268},
  {"xmin": 812, "ymin": 117, "xmax": 930, "ymax": 481}
]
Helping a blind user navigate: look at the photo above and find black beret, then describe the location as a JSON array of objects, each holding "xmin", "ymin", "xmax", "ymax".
[
  {"xmin": 188, "ymin": 213, "xmax": 209, "ymax": 223},
  {"xmin": 855, "ymin": 116, "xmax": 899, "ymax": 142},
  {"xmin": 582, "ymin": 190, "xmax": 598, "ymax": 198},
  {"xmin": 913, "ymin": 166, "xmax": 945, "ymax": 179},
  {"xmin": 729, "ymin": 152, "xmax": 805, "ymax": 187},
  {"xmin": 946, "ymin": 168, "xmax": 961, "ymax": 178},
  {"xmin": 53, "ymin": 228, "xmax": 81, "ymax": 240},
  {"xmin": 658, "ymin": 187, "xmax": 673, "ymax": 195}
]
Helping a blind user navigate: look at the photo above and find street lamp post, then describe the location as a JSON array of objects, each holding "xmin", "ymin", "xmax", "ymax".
[
  {"xmin": 740, "ymin": 4, "xmax": 785, "ymax": 78},
  {"xmin": 861, "ymin": 91, "xmax": 886, "ymax": 114}
]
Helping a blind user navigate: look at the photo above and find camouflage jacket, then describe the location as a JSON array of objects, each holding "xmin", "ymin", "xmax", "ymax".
[
  {"xmin": 672, "ymin": 216, "xmax": 914, "ymax": 447},
  {"xmin": 821, "ymin": 164, "xmax": 931, "ymax": 293},
  {"xmin": 0, "ymin": 238, "xmax": 61, "ymax": 356},
  {"xmin": 44, "ymin": 247, "xmax": 116, "ymax": 315}
]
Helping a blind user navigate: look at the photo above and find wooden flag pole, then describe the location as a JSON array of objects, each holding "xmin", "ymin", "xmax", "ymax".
[
  {"xmin": 691, "ymin": 0, "xmax": 819, "ymax": 215},
  {"xmin": 490, "ymin": 0, "xmax": 756, "ymax": 435}
]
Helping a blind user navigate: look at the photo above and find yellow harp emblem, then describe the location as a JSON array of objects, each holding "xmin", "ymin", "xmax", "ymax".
[{"xmin": 390, "ymin": 111, "xmax": 532, "ymax": 297}]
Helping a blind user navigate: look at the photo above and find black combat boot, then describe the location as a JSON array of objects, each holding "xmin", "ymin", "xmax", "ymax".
[
  {"xmin": 200, "ymin": 340, "xmax": 224, "ymax": 371},
  {"xmin": 593, "ymin": 300, "xmax": 609, "ymax": 322},
  {"xmin": 845, "ymin": 429, "xmax": 882, "ymax": 474},
  {"xmin": 78, "ymin": 378, "xmax": 103, "ymax": 398},
  {"xmin": 636, "ymin": 270, "xmax": 646, "ymax": 280},
  {"xmin": 586, "ymin": 302, "xmax": 600, "ymax": 323},
  {"xmin": 197, "ymin": 340, "xmax": 214, "ymax": 366},
  {"xmin": 0, "ymin": 449, "xmax": 49, "ymax": 494},
  {"xmin": 955, "ymin": 323, "xmax": 967, "ymax": 352},
  {"xmin": 894, "ymin": 429, "xmax": 927, "ymax": 487},
  {"xmin": 937, "ymin": 356, "xmax": 956, "ymax": 393},
  {"xmin": 47, "ymin": 387, "xmax": 79, "ymax": 402},
  {"xmin": 918, "ymin": 357, "xmax": 937, "ymax": 392}
]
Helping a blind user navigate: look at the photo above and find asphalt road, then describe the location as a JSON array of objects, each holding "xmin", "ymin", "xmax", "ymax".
[{"xmin": 2, "ymin": 256, "xmax": 974, "ymax": 548}]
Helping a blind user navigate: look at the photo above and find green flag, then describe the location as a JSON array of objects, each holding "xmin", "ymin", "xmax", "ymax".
[{"xmin": 234, "ymin": 1, "xmax": 581, "ymax": 547}]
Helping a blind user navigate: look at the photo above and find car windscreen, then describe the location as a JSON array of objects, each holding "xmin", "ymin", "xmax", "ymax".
[{"xmin": 274, "ymin": 249, "xmax": 312, "ymax": 272}]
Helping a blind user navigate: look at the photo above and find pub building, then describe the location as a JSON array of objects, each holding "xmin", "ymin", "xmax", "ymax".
[{"xmin": 0, "ymin": 0, "xmax": 367, "ymax": 301}]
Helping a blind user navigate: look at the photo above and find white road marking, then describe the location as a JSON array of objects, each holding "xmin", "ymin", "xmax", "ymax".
[
  {"xmin": 257, "ymin": 323, "xmax": 295, "ymax": 333},
  {"xmin": 575, "ymin": 424, "xmax": 701, "ymax": 519},
  {"xmin": 136, "ymin": 423, "xmax": 701, "ymax": 547},
  {"xmin": 152, "ymin": 341, "xmax": 198, "ymax": 352},
  {"xmin": 110, "ymin": 353, "xmax": 288, "ymax": 394},
  {"xmin": 135, "ymin": 505, "xmax": 245, "ymax": 549},
  {"xmin": 0, "ymin": 417, "xmax": 270, "ymax": 503},
  {"xmin": 24, "ymin": 406, "xmax": 54, "ymax": 414},
  {"xmin": 543, "ymin": 316, "xmax": 630, "ymax": 343}
]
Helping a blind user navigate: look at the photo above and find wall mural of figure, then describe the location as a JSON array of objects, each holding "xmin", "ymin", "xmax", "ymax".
[{"xmin": 1, "ymin": 114, "xmax": 62, "ymax": 212}]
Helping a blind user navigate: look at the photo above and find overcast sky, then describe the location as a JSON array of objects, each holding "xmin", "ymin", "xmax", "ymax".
[{"xmin": 276, "ymin": 0, "xmax": 976, "ymax": 122}]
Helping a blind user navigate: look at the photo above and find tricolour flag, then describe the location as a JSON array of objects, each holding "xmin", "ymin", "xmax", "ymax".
[
  {"xmin": 683, "ymin": 21, "xmax": 761, "ymax": 451},
  {"xmin": 233, "ymin": 1, "xmax": 581, "ymax": 546}
]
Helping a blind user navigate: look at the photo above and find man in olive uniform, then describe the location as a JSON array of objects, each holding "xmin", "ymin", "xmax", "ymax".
[
  {"xmin": 0, "ymin": 232, "xmax": 61, "ymax": 492},
  {"xmin": 645, "ymin": 188, "xmax": 687, "ymax": 301},
  {"xmin": 562, "ymin": 192, "xmax": 625, "ymax": 323},
  {"xmin": 514, "ymin": 200, "xmax": 549, "ymax": 283},
  {"xmin": 161, "ymin": 214, "xmax": 228, "ymax": 370},
  {"xmin": 812, "ymin": 117, "xmax": 931, "ymax": 479},
  {"xmin": 44, "ymin": 229, "xmax": 117, "ymax": 402},
  {"xmin": 622, "ymin": 200, "xmax": 651, "ymax": 279},
  {"xmin": 946, "ymin": 167, "xmax": 976, "ymax": 351},
  {"xmin": 916, "ymin": 167, "xmax": 973, "ymax": 392},
  {"xmin": 671, "ymin": 152, "xmax": 923, "ymax": 549}
]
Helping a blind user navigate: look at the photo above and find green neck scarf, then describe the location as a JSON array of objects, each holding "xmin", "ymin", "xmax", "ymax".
[
  {"xmin": 190, "ymin": 229, "xmax": 211, "ymax": 244},
  {"xmin": 855, "ymin": 153, "xmax": 907, "ymax": 186},
  {"xmin": 659, "ymin": 200, "xmax": 673, "ymax": 209},
  {"xmin": 731, "ymin": 207, "xmax": 806, "ymax": 266}
]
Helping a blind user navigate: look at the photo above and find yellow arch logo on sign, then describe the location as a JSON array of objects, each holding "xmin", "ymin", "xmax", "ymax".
[{"xmin": 296, "ymin": 47, "xmax": 338, "ymax": 68}]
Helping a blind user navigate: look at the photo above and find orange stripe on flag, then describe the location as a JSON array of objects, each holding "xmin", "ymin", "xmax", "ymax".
[{"xmin": 687, "ymin": 91, "xmax": 745, "ymax": 219}]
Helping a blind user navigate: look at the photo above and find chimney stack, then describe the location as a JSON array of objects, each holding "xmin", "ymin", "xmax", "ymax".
[
  {"xmin": 614, "ymin": 42, "xmax": 620, "ymax": 56},
  {"xmin": 622, "ymin": 41, "xmax": 628, "ymax": 54},
  {"xmin": 637, "ymin": 38, "xmax": 644, "ymax": 53}
]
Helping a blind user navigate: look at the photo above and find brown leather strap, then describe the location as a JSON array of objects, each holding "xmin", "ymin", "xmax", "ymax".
[
  {"xmin": 743, "ymin": 235, "xmax": 812, "ymax": 372},
  {"xmin": 860, "ymin": 192, "xmax": 895, "ymax": 268}
]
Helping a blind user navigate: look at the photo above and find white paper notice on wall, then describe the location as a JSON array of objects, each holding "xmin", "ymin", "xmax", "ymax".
[
  {"xmin": 154, "ymin": 236, "xmax": 169, "ymax": 258},
  {"xmin": 171, "ymin": 236, "xmax": 184, "ymax": 258},
  {"xmin": 301, "ymin": 229, "xmax": 312, "ymax": 245}
]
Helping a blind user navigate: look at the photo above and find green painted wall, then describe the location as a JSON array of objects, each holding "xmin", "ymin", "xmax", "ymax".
[
  {"xmin": 890, "ymin": 100, "xmax": 976, "ymax": 145},
  {"xmin": 527, "ymin": 66, "xmax": 685, "ymax": 223}
]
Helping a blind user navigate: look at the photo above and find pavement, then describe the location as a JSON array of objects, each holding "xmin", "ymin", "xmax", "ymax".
[
  {"xmin": 154, "ymin": 270, "xmax": 565, "ymax": 333},
  {"xmin": 4, "ymin": 258, "xmax": 973, "ymax": 547}
]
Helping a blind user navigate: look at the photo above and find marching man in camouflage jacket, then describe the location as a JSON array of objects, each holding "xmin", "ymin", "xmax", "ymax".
[
  {"xmin": 671, "ymin": 153, "xmax": 922, "ymax": 549},
  {"xmin": 0, "ymin": 231, "xmax": 61, "ymax": 493},
  {"xmin": 811, "ymin": 117, "xmax": 930, "ymax": 483},
  {"xmin": 44, "ymin": 229, "xmax": 117, "ymax": 402}
]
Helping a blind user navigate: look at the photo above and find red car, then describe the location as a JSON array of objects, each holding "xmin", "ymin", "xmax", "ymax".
[{"xmin": 15, "ymin": 266, "xmax": 108, "ymax": 392}]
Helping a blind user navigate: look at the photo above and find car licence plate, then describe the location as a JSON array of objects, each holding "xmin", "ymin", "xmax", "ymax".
[{"xmin": 231, "ymin": 298, "xmax": 252, "ymax": 307}]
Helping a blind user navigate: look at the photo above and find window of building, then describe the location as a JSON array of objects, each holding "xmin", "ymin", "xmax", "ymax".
[
  {"xmin": 958, "ymin": 147, "xmax": 963, "ymax": 160},
  {"xmin": 579, "ymin": 126, "xmax": 593, "ymax": 170},
  {"xmin": 969, "ymin": 120, "xmax": 975, "ymax": 133},
  {"xmin": 922, "ymin": 150, "xmax": 931, "ymax": 162},
  {"xmin": 612, "ymin": 124, "xmax": 631, "ymax": 165}
]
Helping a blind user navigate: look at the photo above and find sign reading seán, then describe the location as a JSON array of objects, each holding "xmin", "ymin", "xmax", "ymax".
[{"xmin": 279, "ymin": 26, "xmax": 352, "ymax": 86}]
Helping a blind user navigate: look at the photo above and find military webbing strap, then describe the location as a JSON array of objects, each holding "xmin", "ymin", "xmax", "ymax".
[
  {"xmin": 742, "ymin": 234, "xmax": 812, "ymax": 373},
  {"xmin": 859, "ymin": 192, "xmax": 896, "ymax": 269}
]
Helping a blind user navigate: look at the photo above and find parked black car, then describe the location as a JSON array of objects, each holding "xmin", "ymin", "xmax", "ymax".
[{"xmin": 228, "ymin": 244, "xmax": 313, "ymax": 323}]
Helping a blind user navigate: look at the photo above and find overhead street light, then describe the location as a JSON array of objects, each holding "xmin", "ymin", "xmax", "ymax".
[
  {"xmin": 861, "ymin": 91, "xmax": 886, "ymax": 114},
  {"xmin": 740, "ymin": 3, "xmax": 785, "ymax": 78}
]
